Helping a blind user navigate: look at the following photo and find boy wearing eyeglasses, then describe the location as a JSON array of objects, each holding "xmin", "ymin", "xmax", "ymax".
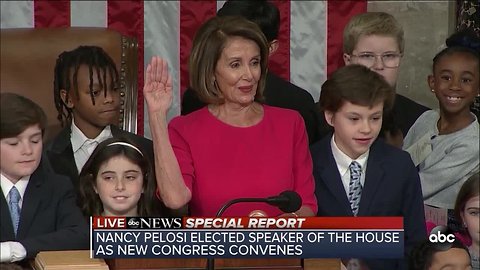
[
  {"xmin": 318, "ymin": 12, "xmax": 429, "ymax": 148},
  {"xmin": 344, "ymin": 12, "xmax": 429, "ymax": 147}
]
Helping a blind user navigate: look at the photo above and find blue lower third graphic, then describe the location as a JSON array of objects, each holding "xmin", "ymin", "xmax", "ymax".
[{"xmin": 92, "ymin": 229, "xmax": 404, "ymax": 258}]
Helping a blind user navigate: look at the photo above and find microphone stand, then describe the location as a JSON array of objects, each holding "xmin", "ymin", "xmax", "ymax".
[
  {"xmin": 205, "ymin": 191, "xmax": 301, "ymax": 270},
  {"xmin": 216, "ymin": 198, "xmax": 268, "ymax": 217},
  {"xmin": 206, "ymin": 198, "xmax": 267, "ymax": 270},
  {"xmin": 206, "ymin": 258, "xmax": 215, "ymax": 270}
]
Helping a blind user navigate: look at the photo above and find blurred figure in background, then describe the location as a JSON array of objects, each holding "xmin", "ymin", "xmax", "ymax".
[
  {"xmin": 410, "ymin": 238, "xmax": 471, "ymax": 270},
  {"xmin": 454, "ymin": 174, "xmax": 480, "ymax": 269}
]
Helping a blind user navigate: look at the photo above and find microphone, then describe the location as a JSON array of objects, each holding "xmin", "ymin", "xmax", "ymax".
[
  {"xmin": 266, "ymin": 191, "xmax": 302, "ymax": 213},
  {"xmin": 206, "ymin": 190, "xmax": 302, "ymax": 270},
  {"xmin": 215, "ymin": 190, "xmax": 302, "ymax": 217}
]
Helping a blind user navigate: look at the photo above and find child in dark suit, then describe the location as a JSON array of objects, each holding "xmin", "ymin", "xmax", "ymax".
[
  {"xmin": 0, "ymin": 93, "xmax": 88, "ymax": 263},
  {"xmin": 45, "ymin": 46, "xmax": 154, "ymax": 189},
  {"xmin": 311, "ymin": 65, "xmax": 426, "ymax": 270}
]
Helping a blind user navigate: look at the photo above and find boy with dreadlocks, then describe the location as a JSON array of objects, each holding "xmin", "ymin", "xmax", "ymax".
[{"xmin": 45, "ymin": 46, "xmax": 154, "ymax": 190}]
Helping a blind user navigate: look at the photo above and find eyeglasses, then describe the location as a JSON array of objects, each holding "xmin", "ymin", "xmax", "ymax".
[{"xmin": 349, "ymin": 52, "xmax": 402, "ymax": 68}]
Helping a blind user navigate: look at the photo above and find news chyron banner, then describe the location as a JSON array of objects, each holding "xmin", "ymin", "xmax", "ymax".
[{"xmin": 91, "ymin": 217, "xmax": 403, "ymax": 258}]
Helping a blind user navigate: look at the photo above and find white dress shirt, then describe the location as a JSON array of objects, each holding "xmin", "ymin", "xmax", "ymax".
[
  {"xmin": 330, "ymin": 135, "xmax": 369, "ymax": 196},
  {"xmin": 1, "ymin": 173, "xmax": 29, "ymax": 262},
  {"xmin": 71, "ymin": 120, "xmax": 112, "ymax": 173}
]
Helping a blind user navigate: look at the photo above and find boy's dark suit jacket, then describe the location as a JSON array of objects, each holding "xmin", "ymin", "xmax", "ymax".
[
  {"xmin": 44, "ymin": 124, "xmax": 154, "ymax": 189},
  {"xmin": 311, "ymin": 135, "xmax": 427, "ymax": 270},
  {"xmin": 0, "ymin": 161, "xmax": 89, "ymax": 258},
  {"xmin": 182, "ymin": 72, "xmax": 319, "ymax": 144}
]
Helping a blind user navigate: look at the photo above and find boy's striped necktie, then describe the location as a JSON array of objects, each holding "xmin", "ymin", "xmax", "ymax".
[{"xmin": 348, "ymin": 161, "xmax": 362, "ymax": 216}]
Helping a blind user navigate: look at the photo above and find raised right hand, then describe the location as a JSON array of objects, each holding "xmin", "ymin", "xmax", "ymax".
[{"xmin": 143, "ymin": 56, "xmax": 173, "ymax": 115}]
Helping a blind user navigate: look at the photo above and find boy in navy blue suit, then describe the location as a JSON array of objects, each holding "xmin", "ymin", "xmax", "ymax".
[
  {"xmin": 1, "ymin": 93, "xmax": 88, "ymax": 263},
  {"xmin": 311, "ymin": 65, "xmax": 426, "ymax": 270}
]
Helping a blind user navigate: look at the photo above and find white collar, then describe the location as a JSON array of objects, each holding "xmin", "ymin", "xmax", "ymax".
[
  {"xmin": 71, "ymin": 120, "xmax": 112, "ymax": 153},
  {"xmin": 1, "ymin": 173, "xmax": 30, "ymax": 200},
  {"xmin": 330, "ymin": 135, "xmax": 369, "ymax": 176}
]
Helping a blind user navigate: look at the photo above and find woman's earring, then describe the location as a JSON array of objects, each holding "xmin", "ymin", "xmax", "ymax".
[{"xmin": 431, "ymin": 89, "xmax": 435, "ymax": 93}]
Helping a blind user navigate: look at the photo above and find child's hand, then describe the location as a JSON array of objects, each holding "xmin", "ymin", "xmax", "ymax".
[{"xmin": 144, "ymin": 56, "xmax": 173, "ymax": 115}]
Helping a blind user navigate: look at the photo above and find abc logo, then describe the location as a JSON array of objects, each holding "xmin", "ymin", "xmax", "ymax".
[
  {"xmin": 128, "ymin": 218, "xmax": 140, "ymax": 228},
  {"xmin": 429, "ymin": 225, "xmax": 455, "ymax": 244}
]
